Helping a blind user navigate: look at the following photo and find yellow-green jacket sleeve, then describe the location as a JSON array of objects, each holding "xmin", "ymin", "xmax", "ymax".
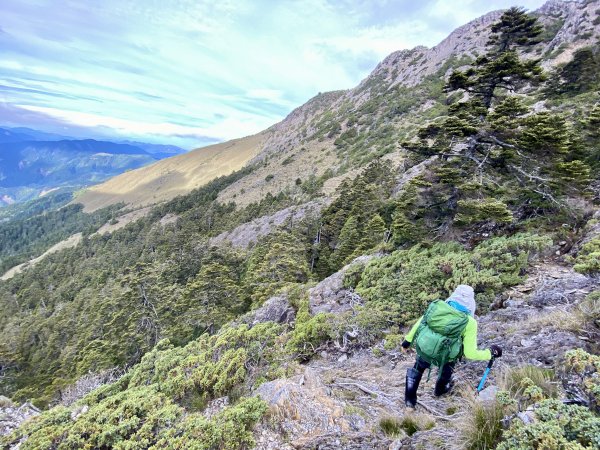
[
  {"xmin": 462, "ymin": 317, "xmax": 492, "ymax": 361},
  {"xmin": 404, "ymin": 316, "xmax": 423, "ymax": 343}
]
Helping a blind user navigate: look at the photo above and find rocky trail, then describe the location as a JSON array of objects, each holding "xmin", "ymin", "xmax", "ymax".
[{"xmin": 253, "ymin": 261, "xmax": 599, "ymax": 449}]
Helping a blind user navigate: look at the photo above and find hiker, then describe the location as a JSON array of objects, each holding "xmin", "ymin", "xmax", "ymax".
[{"xmin": 401, "ymin": 285, "xmax": 502, "ymax": 408}]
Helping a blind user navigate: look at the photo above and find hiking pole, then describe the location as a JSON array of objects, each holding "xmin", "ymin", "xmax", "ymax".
[{"xmin": 477, "ymin": 357, "xmax": 495, "ymax": 393}]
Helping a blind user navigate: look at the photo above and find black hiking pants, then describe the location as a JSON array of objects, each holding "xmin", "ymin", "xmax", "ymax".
[{"xmin": 414, "ymin": 356, "xmax": 455, "ymax": 395}]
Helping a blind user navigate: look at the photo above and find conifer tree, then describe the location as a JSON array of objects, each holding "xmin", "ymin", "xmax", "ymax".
[
  {"xmin": 333, "ymin": 215, "xmax": 361, "ymax": 267},
  {"xmin": 244, "ymin": 231, "xmax": 310, "ymax": 306},
  {"xmin": 447, "ymin": 7, "xmax": 543, "ymax": 109},
  {"xmin": 183, "ymin": 262, "xmax": 241, "ymax": 335},
  {"xmin": 360, "ymin": 214, "xmax": 387, "ymax": 250}
]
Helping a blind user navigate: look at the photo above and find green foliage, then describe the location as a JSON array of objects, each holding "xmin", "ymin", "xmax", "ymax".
[
  {"xmin": 463, "ymin": 399, "xmax": 507, "ymax": 450},
  {"xmin": 454, "ymin": 198, "xmax": 513, "ymax": 225},
  {"xmin": 360, "ymin": 214, "xmax": 387, "ymax": 251},
  {"xmin": 0, "ymin": 203, "xmax": 122, "ymax": 274},
  {"xmin": 563, "ymin": 348, "xmax": 600, "ymax": 413},
  {"xmin": 0, "ymin": 165, "xmax": 310, "ymax": 403},
  {"xmin": 313, "ymin": 160, "xmax": 395, "ymax": 277},
  {"xmin": 286, "ymin": 300, "xmax": 332, "ymax": 360},
  {"xmin": 379, "ymin": 416, "xmax": 403, "ymax": 437},
  {"xmin": 547, "ymin": 45, "xmax": 600, "ymax": 96},
  {"xmin": 391, "ymin": 180, "xmax": 426, "ymax": 246},
  {"xmin": 573, "ymin": 237, "xmax": 600, "ymax": 274},
  {"xmin": 502, "ymin": 365, "xmax": 558, "ymax": 401},
  {"xmin": 518, "ymin": 112, "xmax": 571, "ymax": 156},
  {"xmin": 244, "ymin": 231, "xmax": 310, "ymax": 307},
  {"xmin": 0, "ymin": 190, "xmax": 73, "ymax": 222},
  {"xmin": 1, "ymin": 322, "xmax": 281, "ymax": 449},
  {"xmin": 488, "ymin": 7, "xmax": 543, "ymax": 52},
  {"xmin": 579, "ymin": 291, "xmax": 600, "ymax": 329},
  {"xmin": 356, "ymin": 233, "xmax": 550, "ymax": 326},
  {"xmin": 495, "ymin": 350, "xmax": 600, "ymax": 449},
  {"xmin": 498, "ymin": 399, "xmax": 600, "ymax": 449}
]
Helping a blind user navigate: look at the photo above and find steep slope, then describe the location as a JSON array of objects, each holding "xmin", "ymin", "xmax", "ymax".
[
  {"xmin": 74, "ymin": 132, "xmax": 267, "ymax": 212},
  {"xmin": 68, "ymin": 1, "xmax": 599, "ymax": 213},
  {"xmin": 216, "ymin": 0, "xmax": 600, "ymax": 207},
  {"xmin": 1, "ymin": 2, "xmax": 600, "ymax": 449}
]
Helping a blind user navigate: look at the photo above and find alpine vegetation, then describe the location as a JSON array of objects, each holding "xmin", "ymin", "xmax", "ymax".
[{"xmin": 1, "ymin": 2, "xmax": 600, "ymax": 449}]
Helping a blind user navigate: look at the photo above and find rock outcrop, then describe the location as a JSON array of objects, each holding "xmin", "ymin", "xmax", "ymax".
[
  {"xmin": 0, "ymin": 397, "xmax": 39, "ymax": 437},
  {"xmin": 309, "ymin": 255, "xmax": 374, "ymax": 315}
]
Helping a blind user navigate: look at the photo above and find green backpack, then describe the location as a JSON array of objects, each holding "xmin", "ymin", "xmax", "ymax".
[{"xmin": 414, "ymin": 300, "xmax": 469, "ymax": 368}]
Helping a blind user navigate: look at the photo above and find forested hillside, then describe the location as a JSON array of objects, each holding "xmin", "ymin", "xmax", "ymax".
[{"xmin": 1, "ymin": 2, "xmax": 600, "ymax": 449}]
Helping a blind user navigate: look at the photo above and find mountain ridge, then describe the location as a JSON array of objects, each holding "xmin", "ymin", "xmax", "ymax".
[{"xmin": 75, "ymin": 0, "xmax": 599, "ymax": 213}]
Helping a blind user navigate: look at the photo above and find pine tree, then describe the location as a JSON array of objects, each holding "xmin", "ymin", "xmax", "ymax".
[
  {"xmin": 332, "ymin": 215, "xmax": 360, "ymax": 268},
  {"xmin": 446, "ymin": 7, "xmax": 543, "ymax": 109},
  {"xmin": 183, "ymin": 263, "xmax": 241, "ymax": 335},
  {"xmin": 360, "ymin": 214, "xmax": 387, "ymax": 251},
  {"xmin": 488, "ymin": 6, "xmax": 542, "ymax": 52},
  {"xmin": 244, "ymin": 231, "xmax": 310, "ymax": 306}
]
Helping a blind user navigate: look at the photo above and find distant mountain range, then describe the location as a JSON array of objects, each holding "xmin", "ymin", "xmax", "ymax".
[{"xmin": 0, "ymin": 127, "xmax": 186, "ymax": 206}]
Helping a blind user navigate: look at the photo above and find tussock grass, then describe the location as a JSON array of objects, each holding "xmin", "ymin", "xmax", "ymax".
[
  {"xmin": 458, "ymin": 388, "xmax": 505, "ymax": 450},
  {"xmin": 516, "ymin": 308, "xmax": 582, "ymax": 333},
  {"xmin": 379, "ymin": 413, "xmax": 435, "ymax": 438},
  {"xmin": 500, "ymin": 365, "xmax": 559, "ymax": 399},
  {"xmin": 379, "ymin": 416, "xmax": 404, "ymax": 437}
]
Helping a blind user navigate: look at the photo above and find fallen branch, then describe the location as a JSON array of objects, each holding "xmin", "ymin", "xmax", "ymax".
[
  {"xmin": 417, "ymin": 400, "xmax": 463, "ymax": 421},
  {"xmin": 334, "ymin": 382, "xmax": 381, "ymax": 397}
]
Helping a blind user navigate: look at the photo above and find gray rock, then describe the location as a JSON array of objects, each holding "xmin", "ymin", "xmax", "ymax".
[
  {"xmin": 309, "ymin": 255, "xmax": 374, "ymax": 315},
  {"xmin": 241, "ymin": 295, "xmax": 295, "ymax": 326},
  {"xmin": 478, "ymin": 385, "xmax": 498, "ymax": 403},
  {"xmin": 528, "ymin": 272, "xmax": 596, "ymax": 307},
  {"xmin": 70, "ymin": 404, "xmax": 89, "ymax": 421},
  {"xmin": 256, "ymin": 368, "xmax": 351, "ymax": 444},
  {"xmin": 0, "ymin": 401, "xmax": 40, "ymax": 437},
  {"xmin": 516, "ymin": 410, "xmax": 536, "ymax": 425}
]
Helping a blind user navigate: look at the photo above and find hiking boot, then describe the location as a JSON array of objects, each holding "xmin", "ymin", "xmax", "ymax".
[
  {"xmin": 434, "ymin": 378, "xmax": 454, "ymax": 397},
  {"xmin": 405, "ymin": 368, "xmax": 422, "ymax": 408}
]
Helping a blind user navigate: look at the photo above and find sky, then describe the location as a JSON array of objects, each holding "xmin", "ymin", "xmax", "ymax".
[{"xmin": 0, "ymin": 0, "xmax": 548, "ymax": 149}]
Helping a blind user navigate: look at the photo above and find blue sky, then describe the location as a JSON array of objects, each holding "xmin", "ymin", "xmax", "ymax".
[{"xmin": 0, "ymin": 0, "xmax": 547, "ymax": 149}]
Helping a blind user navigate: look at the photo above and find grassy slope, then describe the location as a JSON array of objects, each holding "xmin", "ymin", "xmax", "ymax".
[{"xmin": 73, "ymin": 132, "xmax": 267, "ymax": 212}]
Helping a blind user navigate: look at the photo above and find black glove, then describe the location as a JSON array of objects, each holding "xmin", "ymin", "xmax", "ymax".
[
  {"xmin": 490, "ymin": 344, "xmax": 502, "ymax": 358},
  {"xmin": 401, "ymin": 340, "xmax": 411, "ymax": 349}
]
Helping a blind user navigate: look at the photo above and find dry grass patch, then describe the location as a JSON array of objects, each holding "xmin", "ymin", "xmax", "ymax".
[
  {"xmin": 515, "ymin": 307, "xmax": 582, "ymax": 334},
  {"xmin": 500, "ymin": 365, "xmax": 559, "ymax": 400},
  {"xmin": 75, "ymin": 132, "xmax": 266, "ymax": 212},
  {"xmin": 459, "ymin": 390, "xmax": 505, "ymax": 450}
]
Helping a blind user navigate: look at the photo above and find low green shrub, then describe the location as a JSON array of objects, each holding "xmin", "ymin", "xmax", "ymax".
[
  {"xmin": 573, "ymin": 237, "xmax": 600, "ymax": 274},
  {"xmin": 563, "ymin": 348, "xmax": 600, "ymax": 413},
  {"xmin": 1, "ymin": 323, "xmax": 282, "ymax": 449},
  {"xmin": 501, "ymin": 365, "xmax": 558, "ymax": 401},
  {"xmin": 496, "ymin": 350, "xmax": 600, "ymax": 449},
  {"xmin": 285, "ymin": 300, "xmax": 333, "ymax": 360},
  {"xmin": 356, "ymin": 233, "xmax": 550, "ymax": 326},
  {"xmin": 579, "ymin": 291, "xmax": 600, "ymax": 328},
  {"xmin": 498, "ymin": 399, "xmax": 600, "ymax": 449}
]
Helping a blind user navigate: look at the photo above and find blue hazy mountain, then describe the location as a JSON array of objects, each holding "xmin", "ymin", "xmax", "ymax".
[{"xmin": 0, "ymin": 128, "xmax": 184, "ymax": 206}]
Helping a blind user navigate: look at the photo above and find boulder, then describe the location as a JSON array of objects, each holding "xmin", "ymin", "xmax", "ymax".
[
  {"xmin": 528, "ymin": 271, "xmax": 595, "ymax": 307},
  {"xmin": 241, "ymin": 295, "xmax": 296, "ymax": 327},
  {"xmin": 256, "ymin": 368, "xmax": 351, "ymax": 444},
  {"xmin": 309, "ymin": 255, "xmax": 374, "ymax": 315}
]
